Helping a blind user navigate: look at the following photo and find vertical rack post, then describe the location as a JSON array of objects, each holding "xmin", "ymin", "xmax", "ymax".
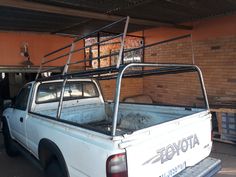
[
  {"xmin": 83, "ymin": 39, "xmax": 87, "ymax": 70},
  {"xmin": 34, "ymin": 17, "xmax": 130, "ymax": 121},
  {"xmin": 116, "ymin": 16, "xmax": 130, "ymax": 68},
  {"xmin": 195, "ymin": 66, "xmax": 209, "ymax": 109},
  {"xmin": 142, "ymin": 30, "xmax": 145, "ymax": 63},
  {"xmin": 63, "ymin": 42, "xmax": 75, "ymax": 75},
  {"xmin": 56, "ymin": 78, "xmax": 67, "ymax": 119},
  {"xmin": 35, "ymin": 57, "xmax": 45, "ymax": 80},
  {"xmin": 56, "ymin": 42, "xmax": 75, "ymax": 119},
  {"xmin": 97, "ymin": 32, "xmax": 101, "ymax": 69}
]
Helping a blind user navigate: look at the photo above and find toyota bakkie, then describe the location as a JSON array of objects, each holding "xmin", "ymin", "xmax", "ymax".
[{"xmin": 1, "ymin": 17, "xmax": 221, "ymax": 177}]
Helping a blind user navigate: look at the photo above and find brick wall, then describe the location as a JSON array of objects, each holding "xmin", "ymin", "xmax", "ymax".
[
  {"xmin": 99, "ymin": 78, "xmax": 143, "ymax": 101},
  {"xmin": 99, "ymin": 34, "xmax": 236, "ymax": 107},
  {"xmin": 143, "ymin": 73, "xmax": 204, "ymax": 107},
  {"xmin": 99, "ymin": 19, "xmax": 236, "ymax": 107},
  {"xmin": 144, "ymin": 35, "xmax": 236, "ymax": 107}
]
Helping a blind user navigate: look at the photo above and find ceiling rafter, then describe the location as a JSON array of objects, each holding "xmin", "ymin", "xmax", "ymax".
[
  {"xmin": 51, "ymin": 0, "xmax": 159, "ymax": 34},
  {"xmin": 0, "ymin": 0, "xmax": 193, "ymax": 30}
]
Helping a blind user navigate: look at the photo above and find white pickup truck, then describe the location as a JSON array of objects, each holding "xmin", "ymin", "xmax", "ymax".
[{"xmin": 2, "ymin": 63, "xmax": 221, "ymax": 177}]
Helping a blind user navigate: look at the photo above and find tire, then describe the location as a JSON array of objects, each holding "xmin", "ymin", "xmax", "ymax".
[
  {"xmin": 45, "ymin": 159, "xmax": 67, "ymax": 177},
  {"xmin": 2, "ymin": 119, "xmax": 18, "ymax": 157},
  {"xmin": 0, "ymin": 118, "xmax": 2, "ymax": 133}
]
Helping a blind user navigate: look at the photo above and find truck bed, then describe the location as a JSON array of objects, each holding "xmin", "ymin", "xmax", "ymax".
[
  {"xmin": 32, "ymin": 101, "xmax": 205, "ymax": 135},
  {"xmin": 72, "ymin": 103, "xmax": 205, "ymax": 135}
]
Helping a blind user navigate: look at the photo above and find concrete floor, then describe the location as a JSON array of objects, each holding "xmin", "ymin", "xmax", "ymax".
[
  {"xmin": 211, "ymin": 141, "xmax": 236, "ymax": 177},
  {"xmin": 0, "ymin": 133, "xmax": 44, "ymax": 177},
  {"xmin": 0, "ymin": 133, "xmax": 235, "ymax": 177}
]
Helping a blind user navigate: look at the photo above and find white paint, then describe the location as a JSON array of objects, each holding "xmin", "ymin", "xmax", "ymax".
[{"xmin": 3, "ymin": 78, "xmax": 214, "ymax": 177}]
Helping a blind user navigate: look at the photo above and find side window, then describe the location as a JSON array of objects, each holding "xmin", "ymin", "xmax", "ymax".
[{"xmin": 14, "ymin": 84, "xmax": 31, "ymax": 110}]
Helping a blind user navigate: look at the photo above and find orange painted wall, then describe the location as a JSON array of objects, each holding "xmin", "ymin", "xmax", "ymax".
[{"xmin": 0, "ymin": 32, "xmax": 84, "ymax": 66}]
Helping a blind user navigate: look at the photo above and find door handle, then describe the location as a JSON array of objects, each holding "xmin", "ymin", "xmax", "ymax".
[{"xmin": 20, "ymin": 117, "xmax": 23, "ymax": 123}]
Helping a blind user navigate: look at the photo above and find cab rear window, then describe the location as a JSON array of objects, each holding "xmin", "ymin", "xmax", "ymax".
[{"xmin": 36, "ymin": 81, "xmax": 99, "ymax": 104}]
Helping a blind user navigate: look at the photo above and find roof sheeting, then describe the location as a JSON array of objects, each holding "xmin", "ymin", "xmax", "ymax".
[{"xmin": 0, "ymin": 0, "xmax": 235, "ymax": 35}]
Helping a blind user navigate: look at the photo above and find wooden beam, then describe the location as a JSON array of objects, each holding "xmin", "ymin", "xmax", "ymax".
[{"xmin": 0, "ymin": 0, "xmax": 193, "ymax": 30}]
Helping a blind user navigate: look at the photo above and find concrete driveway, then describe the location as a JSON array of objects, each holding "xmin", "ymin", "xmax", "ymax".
[
  {"xmin": 0, "ymin": 133, "xmax": 44, "ymax": 177},
  {"xmin": 211, "ymin": 141, "xmax": 236, "ymax": 177},
  {"xmin": 0, "ymin": 133, "xmax": 235, "ymax": 177}
]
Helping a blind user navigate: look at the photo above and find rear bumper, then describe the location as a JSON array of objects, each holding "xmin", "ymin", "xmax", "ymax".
[{"xmin": 176, "ymin": 157, "xmax": 221, "ymax": 177}]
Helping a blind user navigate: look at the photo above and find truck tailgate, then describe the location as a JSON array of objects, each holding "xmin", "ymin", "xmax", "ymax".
[{"xmin": 120, "ymin": 111, "xmax": 213, "ymax": 177}]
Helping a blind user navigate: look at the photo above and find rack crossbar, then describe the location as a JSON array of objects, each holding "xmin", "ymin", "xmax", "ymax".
[
  {"xmin": 42, "ymin": 33, "xmax": 123, "ymax": 65},
  {"xmin": 44, "ymin": 17, "xmax": 127, "ymax": 58},
  {"xmin": 39, "ymin": 66, "xmax": 62, "ymax": 73},
  {"xmin": 97, "ymin": 66, "xmax": 197, "ymax": 80},
  {"xmin": 66, "ymin": 34, "xmax": 190, "ymax": 67},
  {"xmin": 36, "ymin": 65, "xmax": 119, "ymax": 82}
]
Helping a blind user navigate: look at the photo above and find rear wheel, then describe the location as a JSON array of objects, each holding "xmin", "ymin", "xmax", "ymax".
[
  {"xmin": 2, "ymin": 119, "xmax": 18, "ymax": 157},
  {"xmin": 45, "ymin": 159, "xmax": 67, "ymax": 177}
]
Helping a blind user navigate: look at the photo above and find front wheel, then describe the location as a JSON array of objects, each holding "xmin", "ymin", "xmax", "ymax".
[
  {"xmin": 2, "ymin": 119, "xmax": 18, "ymax": 157},
  {"xmin": 45, "ymin": 159, "xmax": 67, "ymax": 177}
]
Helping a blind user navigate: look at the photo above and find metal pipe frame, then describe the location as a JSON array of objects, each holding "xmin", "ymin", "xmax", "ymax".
[
  {"xmin": 101, "ymin": 30, "xmax": 144, "ymax": 38},
  {"xmin": 97, "ymin": 32, "xmax": 101, "ymax": 69},
  {"xmin": 111, "ymin": 63, "xmax": 209, "ymax": 136},
  {"xmin": 37, "ymin": 31, "xmax": 190, "ymax": 81},
  {"xmin": 42, "ymin": 33, "xmax": 123, "ymax": 65},
  {"xmin": 36, "ymin": 17, "xmax": 128, "ymax": 81},
  {"xmin": 62, "ymin": 42, "xmax": 75, "ymax": 75},
  {"xmin": 44, "ymin": 17, "xmax": 128, "ymax": 58},
  {"xmin": 56, "ymin": 78, "xmax": 68, "ymax": 119},
  {"xmin": 36, "ymin": 33, "xmax": 192, "ymax": 83},
  {"xmin": 39, "ymin": 66, "xmax": 63, "ymax": 74},
  {"xmin": 56, "ymin": 41, "xmax": 76, "ymax": 119},
  {"xmin": 65, "ymin": 34, "xmax": 191, "ymax": 67},
  {"xmin": 97, "ymin": 66, "xmax": 196, "ymax": 80},
  {"xmin": 68, "ymin": 50, "xmax": 120, "ymax": 66},
  {"xmin": 116, "ymin": 16, "xmax": 129, "ymax": 68},
  {"xmin": 35, "ymin": 57, "xmax": 45, "ymax": 80},
  {"xmin": 36, "ymin": 65, "xmax": 119, "ymax": 82}
]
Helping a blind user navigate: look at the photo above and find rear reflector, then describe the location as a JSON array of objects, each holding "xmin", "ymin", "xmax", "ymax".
[{"xmin": 106, "ymin": 153, "xmax": 128, "ymax": 177}]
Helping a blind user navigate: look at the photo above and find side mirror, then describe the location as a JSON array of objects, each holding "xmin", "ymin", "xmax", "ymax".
[{"xmin": 2, "ymin": 99, "xmax": 12, "ymax": 110}]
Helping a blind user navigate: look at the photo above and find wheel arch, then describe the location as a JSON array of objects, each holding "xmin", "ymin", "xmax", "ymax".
[{"xmin": 38, "ymin": 138, "xmax": 69, "ymax": 177}]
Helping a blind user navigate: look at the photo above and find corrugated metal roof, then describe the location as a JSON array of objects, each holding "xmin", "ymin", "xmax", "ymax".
[{"xmin": 0, "ymin": 0, "xmax": 235, "ymax": 35}]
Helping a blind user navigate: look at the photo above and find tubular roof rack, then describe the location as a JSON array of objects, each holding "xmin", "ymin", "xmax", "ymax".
[
  {"xmin": 35, "ymin": 14, "xmax": 191, "ymax": 82},
  {"xmin": 35, "ymin": 16, "xmax": 130, "ymax": 80},
  {"xmin": 34, "ymin": 18, "xmax": 209, "ymax": 136}
]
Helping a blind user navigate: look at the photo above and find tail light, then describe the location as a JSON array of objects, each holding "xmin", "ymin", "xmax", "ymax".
[{"xmin": 106, "ymin": 153, "xmax": 128, "ymax": 177}]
